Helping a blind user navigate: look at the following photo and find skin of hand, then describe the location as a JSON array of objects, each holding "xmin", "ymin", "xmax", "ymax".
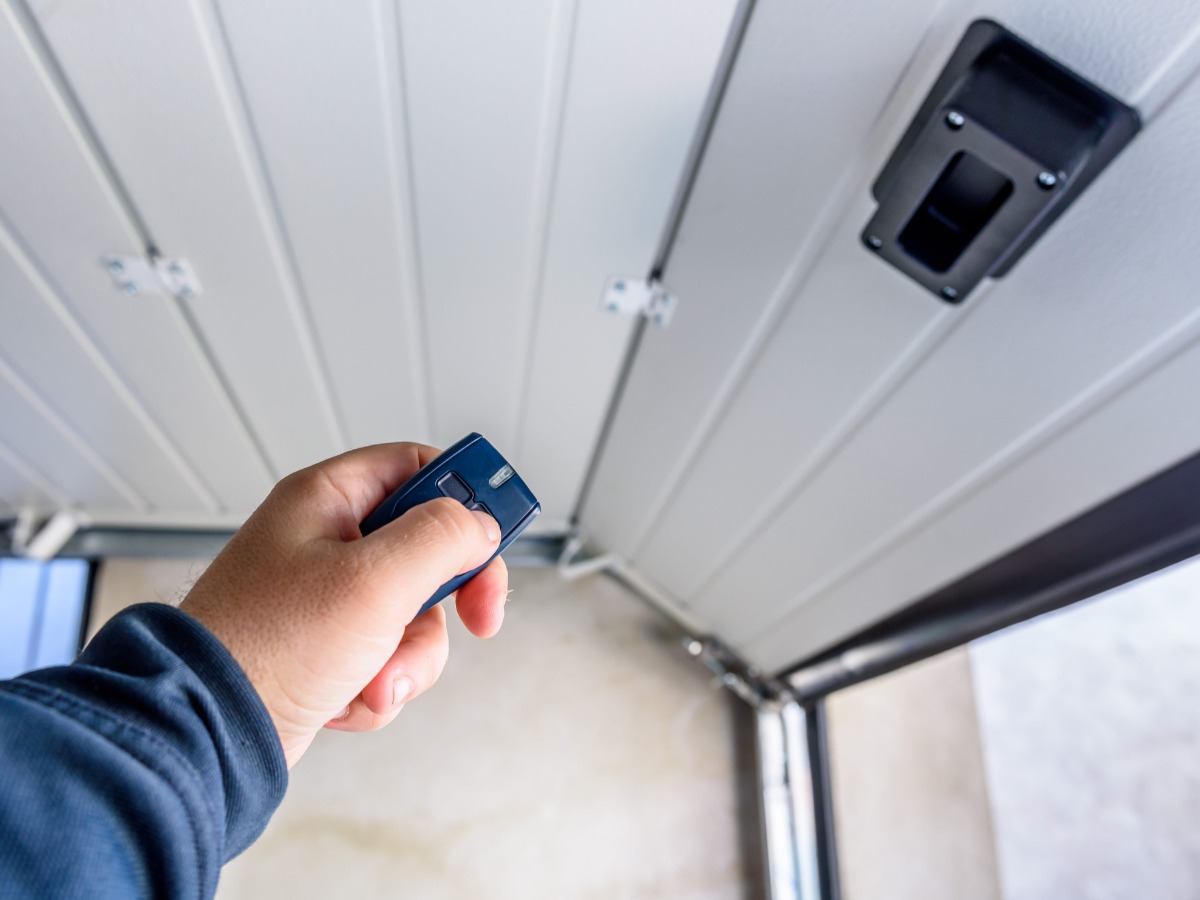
[{"xmin": 180, "ymin": 442, "xmax": 508, "ymax": 769}]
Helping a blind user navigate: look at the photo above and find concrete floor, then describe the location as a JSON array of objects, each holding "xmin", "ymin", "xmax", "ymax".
[{"xmin": 91, "ymin": 560, "xmax": 748, "ymax": 899}]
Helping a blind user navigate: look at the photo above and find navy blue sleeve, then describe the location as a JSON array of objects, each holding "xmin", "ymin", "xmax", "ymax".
[{"xmin": 0, "ymin": 603, "xmax": 288, "ymax": 899}]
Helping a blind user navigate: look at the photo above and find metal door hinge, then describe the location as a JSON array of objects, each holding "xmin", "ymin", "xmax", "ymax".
[
  {"xmin": 102, "ymin": 254, "xmax": 202, "ymax": 300},
  {"xmin": 600, "ymin": 276, "xmax": 678, "ymax": 327},
  {"xmin": 684, "ymin": 635, "xmax": 795, "ymax": 710}
]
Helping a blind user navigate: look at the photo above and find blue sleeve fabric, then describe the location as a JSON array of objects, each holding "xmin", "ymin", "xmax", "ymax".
[{"xmin": 0, "ymin": 603, "xmax": 287, "ymax": 898}]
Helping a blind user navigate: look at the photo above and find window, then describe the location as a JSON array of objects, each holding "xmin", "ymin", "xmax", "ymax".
[{"xmin": 0, "ymin": 558, "xmax": 92, "ymax": 679}]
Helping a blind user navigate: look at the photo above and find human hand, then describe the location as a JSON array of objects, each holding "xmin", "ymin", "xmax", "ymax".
[{"xmin": 180, "ymin": 443, "xmax": 508, "ymax": 768}]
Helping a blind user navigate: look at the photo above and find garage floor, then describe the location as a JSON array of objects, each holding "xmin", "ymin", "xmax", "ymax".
[{"xmin": 90, "ymin": 561, "xmax": 749, "ymax": 900}]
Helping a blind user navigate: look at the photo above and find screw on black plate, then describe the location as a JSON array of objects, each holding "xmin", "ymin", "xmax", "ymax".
[
  {"xmin": 945, "ymin": 110, "xmax": 965, "ymax": 129},
  {"xmin": 941, "ymin": 286, "xmax": 959, "ymax": 301},
  {"xmin": 865, "ymin": 234, "xmax": 883, "ymax": 250},
  {"xmin": 1036, "ymin": 171, "xmax": 1058, "ymax": 189}
]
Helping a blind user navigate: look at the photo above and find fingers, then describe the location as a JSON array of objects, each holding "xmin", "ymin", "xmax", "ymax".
[
  {"xmin": 327, "ymin": 605, "xmax": 451, "ymax": 731},
  {"xmin": 454, "ymin": 556, "xmax": 508, "ymax": 638},
  {"xmin": 357, "ymin": 497, "xmax": 501, "ymax": 624},
  {"xmin": 283, "ymin": 442, "xmax": 445, "ymax": 526}
]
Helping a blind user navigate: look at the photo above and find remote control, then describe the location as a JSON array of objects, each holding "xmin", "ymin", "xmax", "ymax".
[{"xmin": 359, "ymin": 433, "xmax": 540, "ymax": 616}]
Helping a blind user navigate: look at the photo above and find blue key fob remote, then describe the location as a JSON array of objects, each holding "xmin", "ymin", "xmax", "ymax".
[{"xmin": 359, "ymin": 433, "xmax": 541, "ymax": 616}]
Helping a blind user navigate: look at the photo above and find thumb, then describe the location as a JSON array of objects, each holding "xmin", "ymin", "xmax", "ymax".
[{"xmin": 356, "ymin": 496, "xmax": 501, "ymax": 622}]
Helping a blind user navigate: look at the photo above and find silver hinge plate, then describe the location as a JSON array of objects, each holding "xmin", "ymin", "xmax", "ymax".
[
  {"xmin": 102, "ymin": 254, "xmax": 202, "ymax": 300},
  {"xmin": 600, "ymin": 276, "xmax": 678, "ymax": 327}
]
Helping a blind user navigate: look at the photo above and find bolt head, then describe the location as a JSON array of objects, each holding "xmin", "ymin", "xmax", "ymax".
[
  {"xmin": 941, "ymin": 286, "xmax": 959, "ymax": 301},
  {"xmin": 605, "ymin": 301, "xmax": 618, "ymax": 311},
  {"xmin": 178, "ymin": 286, "xmax": 194, "ymax": 300},
  {"xmin": 107, "ymin": 259, "xmax": 124, "ymax": 275},
  {"xmin": 865, "ymin": 234, "xmax": 883, "ymax": 250},
  {"xmin": 1037, "ymin": 171, "xmax": 1058, "ymax": 189},
  {"xmin": 122, "ymin": 283, "xmax": 139, "ymax": 296},
  {"xmin": 945, "ymin": 110, "xmax": 965, "ymax": 130},
  {"xmin": 612, "ymin": 280, "xmax": 626, "ymax": 292},
  {"xmin": 685, "ymin": 639, "xmax": 703, "ymax": 657}
]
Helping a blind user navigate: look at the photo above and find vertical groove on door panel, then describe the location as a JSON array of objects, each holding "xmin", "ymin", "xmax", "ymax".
[
  {"xmin": 0, "ymin": 352, "xmax": 147, "ymax": 511},
  {"xmin": 399, "ymin": 0, "xmax": 562, "ymax": 447},
  {"xmin": 379, "ymin": 0, "xmax": 433, "ymax": 441},
  {"xmin": 193, "ymin": 0, "xmax": 348, "ymax": 452},
  {"xmin": 512, "ymin": 0, "xmax": 580, "ymax": 456},
  {"xmin": 0, "ymin": 213, "xmax": 221, "ymax": 513}
]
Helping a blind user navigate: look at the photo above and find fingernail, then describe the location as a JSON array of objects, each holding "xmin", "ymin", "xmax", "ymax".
[
  {"xmin": 334, "ymin": 706, "xmax": 350, "ymax": 721},
  {"xmin": 392, "ymin": 677, "xmax": 414, "ymax": 711},
  {"xmin": 472, "ymin": 509, "xmax": 500, "ymax": 542}
]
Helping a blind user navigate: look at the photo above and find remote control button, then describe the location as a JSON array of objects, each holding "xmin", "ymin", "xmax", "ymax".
[{"xmin": 436, "ymin": 472, "xmax": 473, "ymax": 504}]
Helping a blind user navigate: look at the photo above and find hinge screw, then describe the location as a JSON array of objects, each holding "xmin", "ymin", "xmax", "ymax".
[
  {"xmin": 865, "ymin": 234, "xmax": 883, "ymax": 250},
  {"xmin": 123, "ymin": 283, "xmax": 139, "ymax": 296},
  {"xmin": 107, "ymin": 259, "xmax": 124, "ymax": 276},
  {"xmin": 1037, "ymin": 171, "xmax": 1058, "ymax": 189},
  {"xmin": 941, "ymin": 286, "xmax": 958, "ymax": 301},
  {"xmin": 945, "ymin": 110, "xmax": 965, "ymax": 129}
]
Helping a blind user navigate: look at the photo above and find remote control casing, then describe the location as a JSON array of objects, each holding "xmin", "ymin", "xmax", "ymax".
[{"xmin": 359, "ymin": 433, "xmax": 540, "ymax": 616}]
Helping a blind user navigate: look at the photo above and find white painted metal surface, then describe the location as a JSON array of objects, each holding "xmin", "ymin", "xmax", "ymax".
[
  {"xmin": 0, "ymin": 0, "xmax": 735, "ymax": 524},
  {"xmin": 584, "ymin": 0, "xmax": 1200, "ymax": 671},
  {"xmin": 5, "ymin": 0, "xmax": 1199, "ymax": 676}
]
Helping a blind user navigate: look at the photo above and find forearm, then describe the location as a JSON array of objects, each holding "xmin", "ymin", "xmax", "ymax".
[{"xmin": 0, "ymin": 604, "xmax": 286, "ymax": 899}]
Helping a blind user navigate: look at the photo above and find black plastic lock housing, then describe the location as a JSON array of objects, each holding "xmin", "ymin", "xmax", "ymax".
[{"xmin": 862, "ymin": 19, "xmax": 1140, "ymax": 303}]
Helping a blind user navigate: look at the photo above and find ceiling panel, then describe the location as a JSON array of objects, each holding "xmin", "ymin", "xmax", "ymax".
[
  {"xmin": 1, "ymin": 0, "xmax": 734, "ymax": 526},
  {"xmin": 715, "ymin": 65, "xmax": 1200, "ymax": 655},
  {"xmin": 514, "ymin": 0, "xmax": 738, "ymax": 518},
  {"xmin": 397, "ymin": 0, "xmax": 563, "ymax": 453},
  {"xmin": 0, "ymin": 2, "xmax": 274, "ymax": 517},
  {"xmin": 213, "ymin": 0, "xmax": 429, "ymax": 450},
  {"xmin": 31, "ymin": 0, "xmax": 347, "ymax": 477},
  {"xmin": 0, "ymin": 239, "xmax": 212, "ymax": 511},
  {"xmin": 583, "ymin": 0, "xmax": 1200, "ymax": 671},
  {"xmin": 0, "ymin": 443, "xmax": 66, "ymax": 512},
  {"xmin": 579, "ymin": 0, "xmax": 948, "ymax": 553},
  {"xmin": 0, "ymin": 362, "xmax": 137, "ymax": 512}
]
